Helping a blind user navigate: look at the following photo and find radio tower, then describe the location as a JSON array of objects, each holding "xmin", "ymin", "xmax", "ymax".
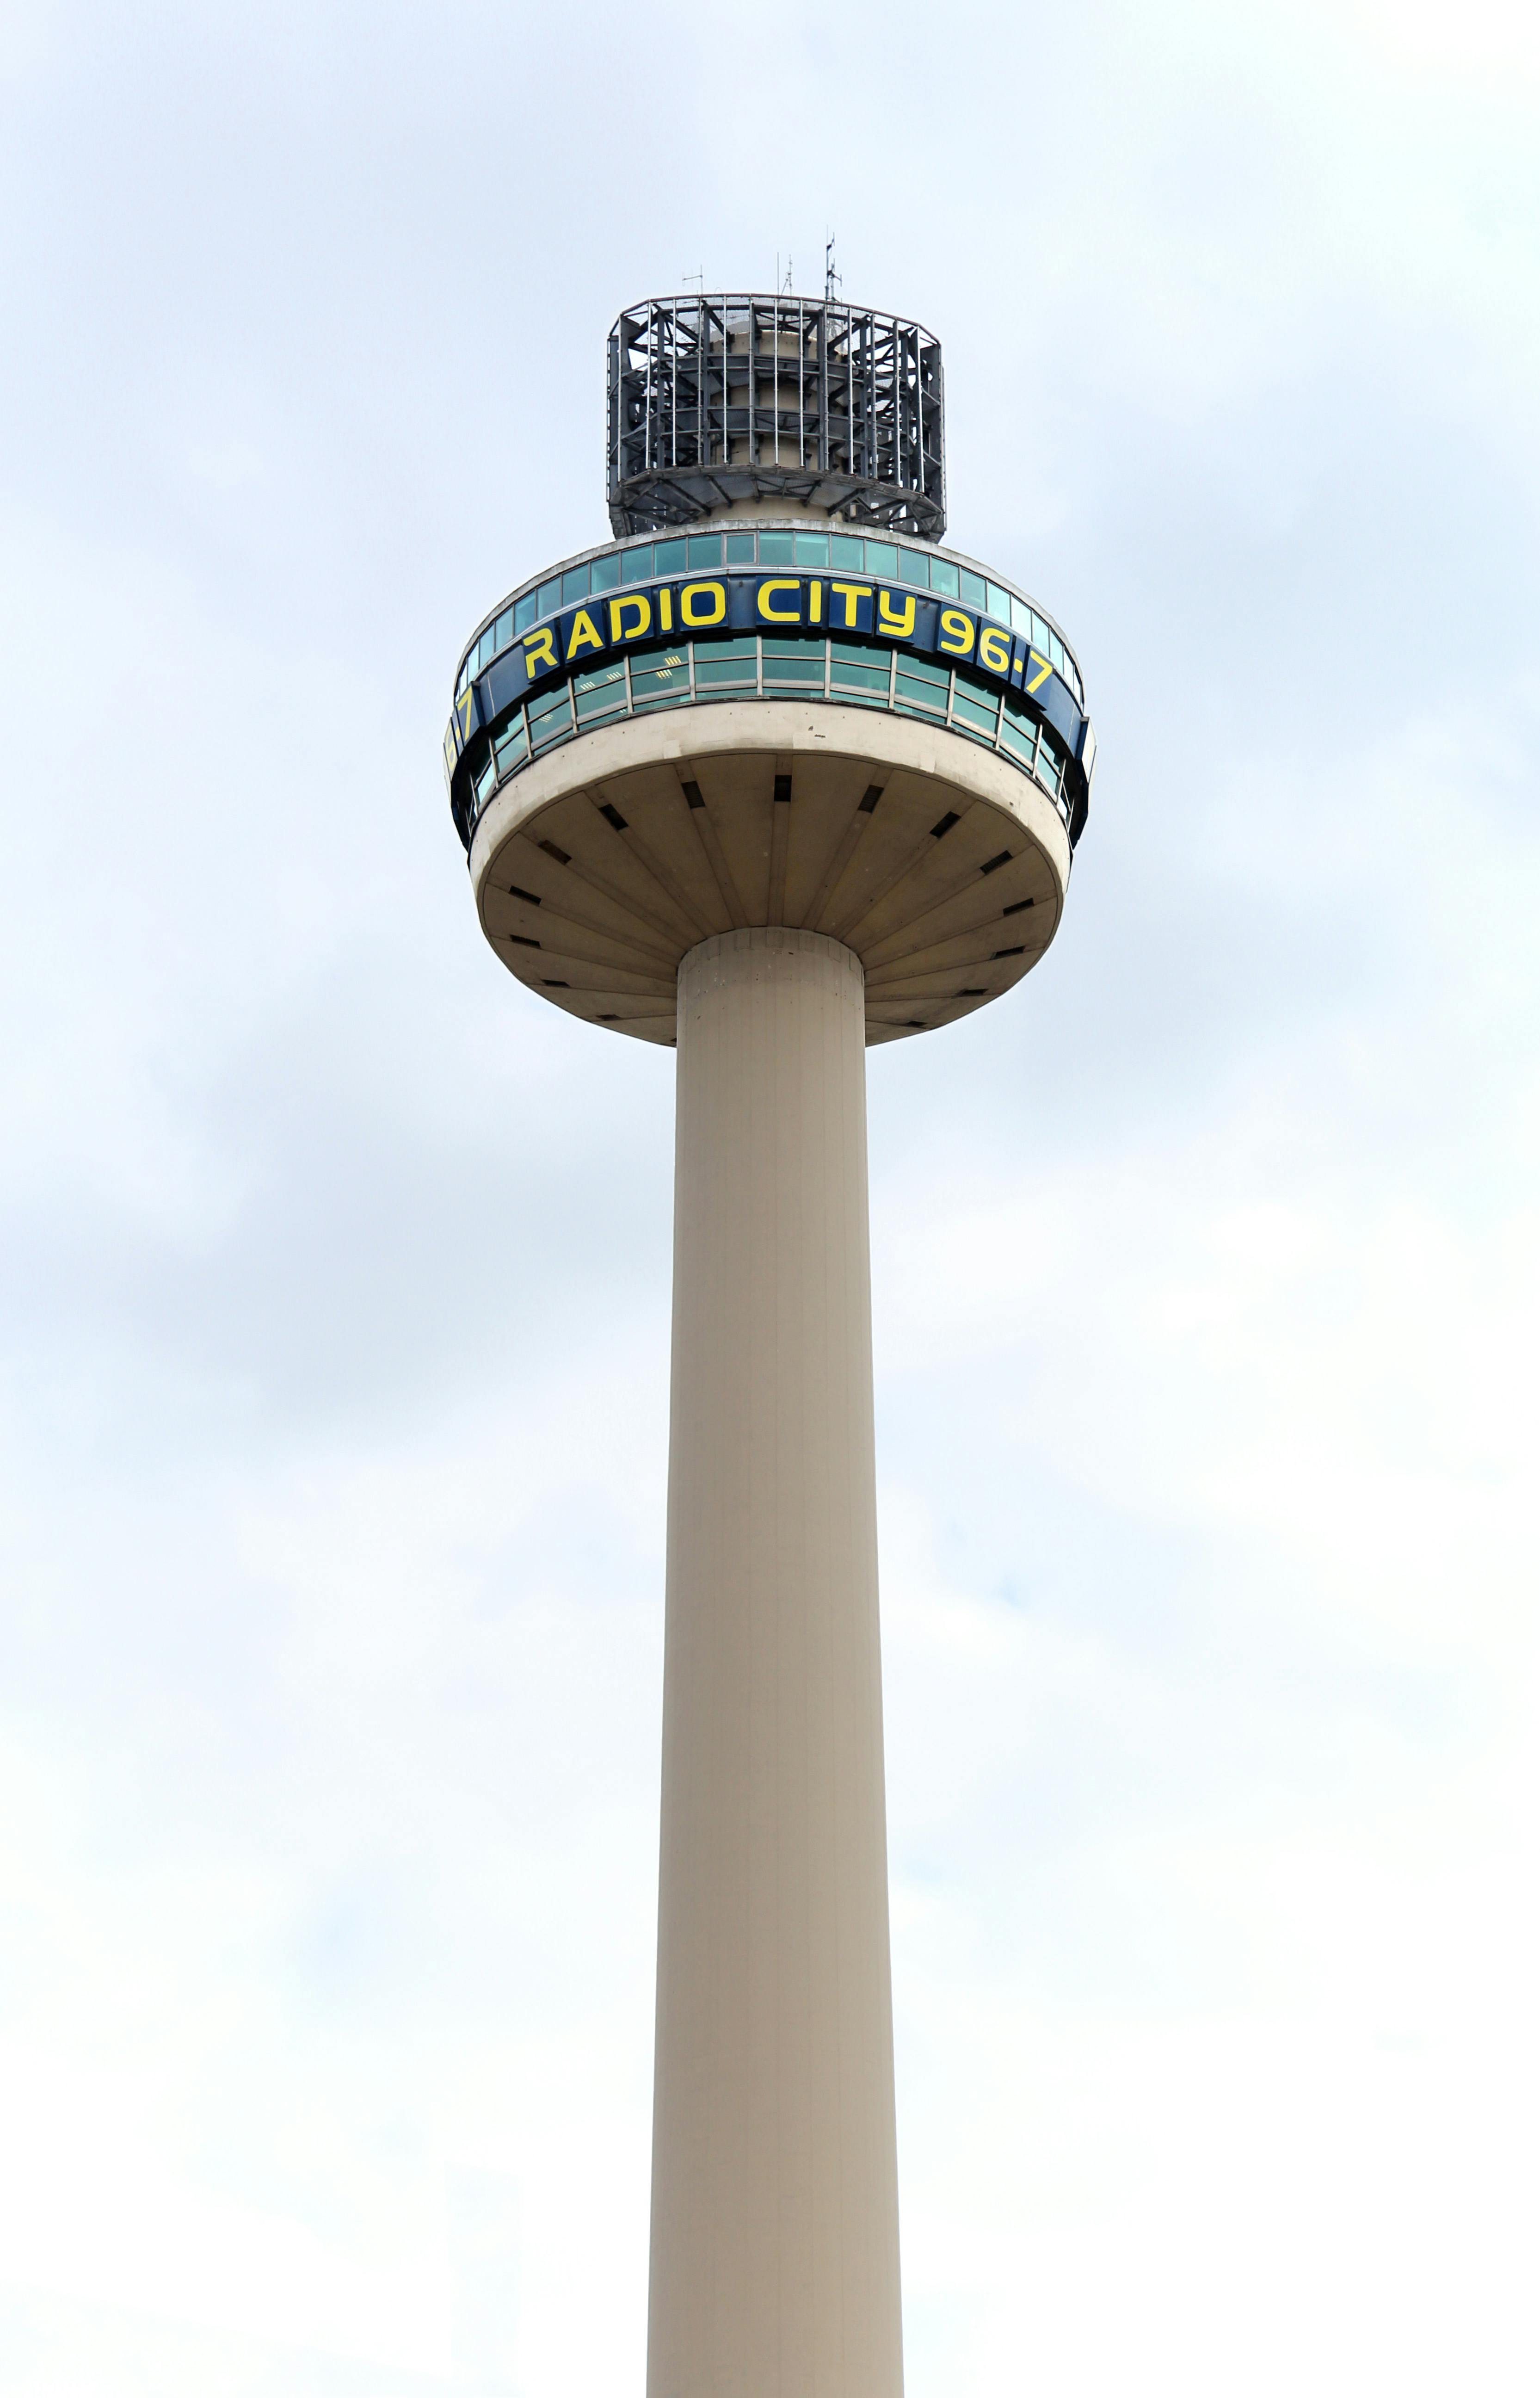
[{"xmin": 444, "ymin": 292, "xmax": 1094, "ymax": 2398}]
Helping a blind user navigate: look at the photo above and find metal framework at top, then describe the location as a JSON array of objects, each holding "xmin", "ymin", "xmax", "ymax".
[{"xmin": 607, "ymin": 294, "xmax": 946, "ymax": 541}]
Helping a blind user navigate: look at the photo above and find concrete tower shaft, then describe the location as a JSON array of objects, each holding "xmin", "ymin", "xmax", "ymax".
[{"xmin": 652, "ymin": 929, "xmax": 900, "ymax": 2398}]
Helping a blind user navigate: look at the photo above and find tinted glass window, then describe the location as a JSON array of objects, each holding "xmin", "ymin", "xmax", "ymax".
[
  {"xmin": 620, "ymin": 545, "xmax": 651, "ymax": 582},
  {"xmin": 514, "ymin": 592, "xmax": 536, "ymax": 634},
  {"xmin": 1048, "ymin": 632, "xmax": 1065, "ymax": 674},
  {"xmin": 494, "ymin": 608, "xmax": 513, "ymax": 651},
  {"xmin": 958, "ymin": 569, "xmax": 986, "ymax": 611},
  {"xmin": 686, "ymin": 533, "xmax": 723, "ymax": 569},
  {"xmin": 930, "ymin": 557, "xmax": 960, "ymax": 597},
  {"xmin": 830, "ymin": 533, "xmax": 865, "ymax": 569},
  {"xmin": 537, "ymin": 578, "xmax": 561, "ymax": 617},
  {"xmin": 561, "ymin": 565, "xmax": 590, "ymax": 605},
  {"xmin": 898, "ymin": 548, "xmax": 930, "ymax": 587},
  {"xmin": 725, "ymin": 532, "xmax": 756, "ymax": 565},
  {"xmin": 590, "ymin": 552, "xmax": 621, "ymax": 592},
  {"xmin": 794, "ymin": 532, "xmax": 829, "ymax": 566},
  {"xmin": 653, "ymin": 538, "xmax": 687, "ymax": 574},
  {"xmin": 864, "ymin": 541, "xmax": 898, "ymax": 578},
  {"xmin": 758, "ymin": 531, "xmax": 795, "ymax": 564}
]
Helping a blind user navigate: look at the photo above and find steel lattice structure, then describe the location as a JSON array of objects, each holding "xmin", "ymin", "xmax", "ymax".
[{"xmin": 607, "ymin": 293, "xmax": 946, "ymax": 541}]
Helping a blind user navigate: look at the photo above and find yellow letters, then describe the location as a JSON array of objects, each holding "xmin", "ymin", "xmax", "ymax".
[
  {"xmin": 937, "ymin": 607, "xmax": 974, "ymax": 657},
  {"xmin": 659, "ymin": 587, "xmax": 673, "ymax": 631},
  {"xmin": 566, "ymin": 607, "xmax": 604, "ymax": 659},
  {"xmin": 522, "ymin": 627, "xmax": 559, "ymax": 677},
  {"xmin": 807, "ymin": 579, "xmax": 823, "ymax": 624},
  {"xmin": 1025, "ymin": 650, "xmax": 1053, "ymax": 693},
  {"xmin": 829, "ymin": 581, "xmax": 872, "ymax": 627},
  {"xmin": 680, "ymin": 580, "xmax": 727, "ymax": 627},
  {"xmin": 608, "ymin": 594, "xmax": 652, "ymax": 643},
  {"xmin": 757, "ymin": 578, "xmax": 801, "ymax": 623},
  {"xmin": 979, "ymin": 624, "xmax": 1011, "ymax": 674},
  {"xmin": 876, "ymin": 589, "xmax": 916, "ymax": 639}
]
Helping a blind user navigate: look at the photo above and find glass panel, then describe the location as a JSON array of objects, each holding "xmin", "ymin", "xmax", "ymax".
[
  {"xmin": 475, "ymin": 632, "xmax": 493, "ymax": 675},
  {"xmin": 493, "ymin": 608, "xmax": 513, "ymax": 652},
  {"xmin": 898, "ymin": 548, "xmax": 930, "ymax": 587},
  {"xmin": 561, "ymin": 564, "xmax": 590, "ymax": 605},
  {"xmin": 686, "ymin": 532, "xmax": 724, "ymax": 569},
  {"xmin": 864, "ymin": 541, "xmax": 898, "ymax": 578},
  {"xmin": 630, "ymin": 643, "xmax": 690, "ymax": 705},
  {"xmin": 537, "ymin": 578, "xmax": 561, "ymax": 618},
  {"xmin": 986, "ymin": 581, "xmax": 1012, "ymax": 623},
  {"xmin": 999, "ymin": 716, "xmax": 1035, "ymax": 766},
  {"xmin": 1048, "ymin": 631, "xmax": 1065, "ymax": 674},
  {"xmin": 693, "ymin": 637, "xmax": 758, "ymax": 688},
  {"xmin": 1031, "ymin": 612, "xmax": 1049, "ymax": 655},
  {"xmin": 894, "ymin": 658, "xmax": 949, "ymax": 715},
  {"xmin": 951, "ymin": 685, "xmax": 999, "ymax": 739},
  {"xmin": 621, "ymin": 545, "xmax": 651, "ymax": 582},
  {"xmin": 514, "ymin": 592, "xmax": 536, "ymax": 634},
  {"xmin": 758, "ymin": 530, "xmax": 795, "ymax": 564},
  {"xmin": 761, "ymin": 636, "xmax": 822, "ymax": 686},
  {"xmin": 653, "ymin": 537, "xmax": 687, "ymax": 574},
  {"xmin": 794, "ymin": 531, "xmax": 830, "ymax": 566},
  {"xmin": 1035, "ymin": 734, "xmax": 1063, "ymax": 791},
  {"xmin": 830, "ymin": 533, "xmax": 865, "ymax": 569},
  {"xmin": 829, "ymin": 641, "xmax": 889, "ymax": 694},
  {"xmin": 590, "ymin": 551, "xmax": 621, "ymax": 592},
  {"xmin": 958, "ymin": 568, "xmax": 987, "ymax": 611},
  {"xmin": 475, "ymin": 755, "xmax": 497, "ymax": 801},
  {"xmin": 725, "ymin": 531, "xmax": 756, "ymax": 565},
  {"xmin": 495, "ymin": 714, "xmax": 530, "ymax": 766},
  {"xmin": 575, "ymin": 661, "xmax": 628, "ymax": 723},
  {"xmin": 930, "ymin": 556, "xmax": 960, "ymax": 597}
]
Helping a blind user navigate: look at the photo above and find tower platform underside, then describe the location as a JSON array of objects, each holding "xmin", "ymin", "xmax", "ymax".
[{"xmin": 468, "ymin": 703, "xmax": 1072, "ymax": 1046}]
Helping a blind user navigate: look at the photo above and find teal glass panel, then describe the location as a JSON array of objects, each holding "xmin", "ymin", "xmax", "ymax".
[
  {"xmin": 829, "ymin": 641, "xmax": 888, "ymax": 694},
  {"xmin": 898, "ymin": 548, "xmax": 930, "ymax": 587},
  {"xmin": 951, "ymin": 684, "xmax": 999, "ymax": 739},
  {"xmin": 761, "ymin": 637, "xmax": 822, "ymax": 686},
  {"xmin": 930, "ymin": 556, "xmax": 960, "ymax": 597},
  {"xmin": 495, "ymin": 713, "xmax": 530, "ymax": 766},
  {"xmin": 620, "ymin": 545, "xmax": 651, "ymax": 582},
  {"xmin": 537, "ymin": 578, "xmax": 561, "ymax": 617},
  {"xmin": 475, "ymin": 755, "xmax": 497, "ymax": 802},
  {"xmin": 986, "ymin": 581, "xmax": 1011, "ymax": 622},
  {"xmin": 894, "ymin": 657, "xmax": 949, "ymax": 715},
  {"xmin": 794, "ymin": 531, "xmax": 830, "ymax": 566},
  {"xmin": 864, "ymin": 541, "xmax": 898, "ymax": 578},
  {"xmin": 1035, "ymin": 732, "xmax": 1064, "ymax": 791},
  {"xmin": 574, "ymin": 662, "xmax": 628, "ymax": 723},
  {"xmin": 958, "ymin": 569, "xmax": 986, "ymax": 611},
  {"xmin": 528, "ymin": 692, "xmax": 572, "ymax": 752},
  {"xmin": 693, "ymin": 637, "xmax": 757, "ymax": 688},
  {"xmin": 1048, "ymin": 631, "xmax": 1065, "ymax": 674},
  {"xmin": 513, "ymin": 591, "xmax": 536, "ymax": 633},
  {"xmin": 725, "ymin": 531, "xmax": 756, "ymax": 564},
  {"xmin": 830, "ymin": 533, "xmax": 865, "ymax": 569},
  {"xmin": 999, "ymin": 715, "xmax": 1035, "ymax": 766},
  {"xmin": 758, "ymin": 531, "xmax": 795, "ymax": 564},
  {"xmin": 630, "ymin": 643, "xmax": 690, "ymax": 705},
  {"xmin": 1030, "ymin": 612, "xmax": 1049, "ymax": 655},
  {"xmin": 493, "ymin": 607, "xmax": 513, "ymax": 652},
  {"xmin": 590, "ymin": 552, "xmax": 621, "ymax": 592},
  {"xmin": 686, "ymin": 532, "xmax": 723, "ymax": 569},
  {"xmin": 561, "ymin": 564, "xmax": 590, "ymax": 605},
  {"xmin": 474, "ymin": 632, "xmax": 492, "ymax": 674},
  {"xmin": 653, "ymin": 537, "xmax": 687, "ymax": 574}
]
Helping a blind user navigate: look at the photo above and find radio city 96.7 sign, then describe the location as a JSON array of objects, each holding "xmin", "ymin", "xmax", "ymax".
[{"xmin": 448, "ymin": 569, "xmax": 1089, "ymax": 772}]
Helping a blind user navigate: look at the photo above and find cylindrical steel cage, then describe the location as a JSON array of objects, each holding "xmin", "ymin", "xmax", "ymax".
[{"xmin": 607, "ymin": 294, "xmax": 946, "ymax": 541}]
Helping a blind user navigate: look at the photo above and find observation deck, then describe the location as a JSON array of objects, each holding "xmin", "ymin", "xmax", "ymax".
[{"xmin": 445, "ymin": 298, "xmax": 1095, "ymax": 1050}]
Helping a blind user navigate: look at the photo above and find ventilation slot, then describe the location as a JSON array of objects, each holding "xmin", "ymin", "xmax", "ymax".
[
  {"xmin": 1003, "ymin": 896, "xmax": 1035, "ymax": 916},
  {"xmin": 506, "ymin": 884, "xmax": 542, "ymax": 906},
  {"xmin": 507, "ymin": 934, "xmax": 541, "ymax": 949},
  {"xmin": 930, "ymin": 811, "xmax": 961, "ymax": 840},
  {"xmin": 957, "ymin": 987, "xmax": 987, "ymax": 997},
  {"xmin": 773, "ymin": 775, "xmax": 792, "ymax": 803},
  {"xmin": 539, "ymin": 839, "xmax": 571, "ymax": 865},
  {"xmin": 992, "ymin": 945, "xmax": 1025, "ymax": 959},
  {"xmin": 542, "ymin": 978, "xmax": 570, "ymax": 989},
  {"xmin": 681, "ymin": 781, "xmax": 705, "ymax": 810},
  {"xmin": 857, "ymin": 785, "xmax": 883, "ymax": 814},
  {"xmin": 906, "ymin": 1018, "xmax": 926, "ymax": 1028},
  {"xmin": 599, "ymin": 803, "xmax": 628, "ymax": 830},
  {"xmin": 979, "ymin": 849, "xmax": 1012, "ymax": 876},
  {"xmin": 598, "ymin": 1013, "xmax": 620, "ymax": 1022}
]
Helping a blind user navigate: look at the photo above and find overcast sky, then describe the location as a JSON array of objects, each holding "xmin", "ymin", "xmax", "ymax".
[{"xmin": 2, "ymin": 1, "xmax": 1539, "ymax": 2392}]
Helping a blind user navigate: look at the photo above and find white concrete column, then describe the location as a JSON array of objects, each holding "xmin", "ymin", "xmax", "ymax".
[{"xmin": 647, "ymin": 927, "xmax": 903, "ymax": 2398}]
